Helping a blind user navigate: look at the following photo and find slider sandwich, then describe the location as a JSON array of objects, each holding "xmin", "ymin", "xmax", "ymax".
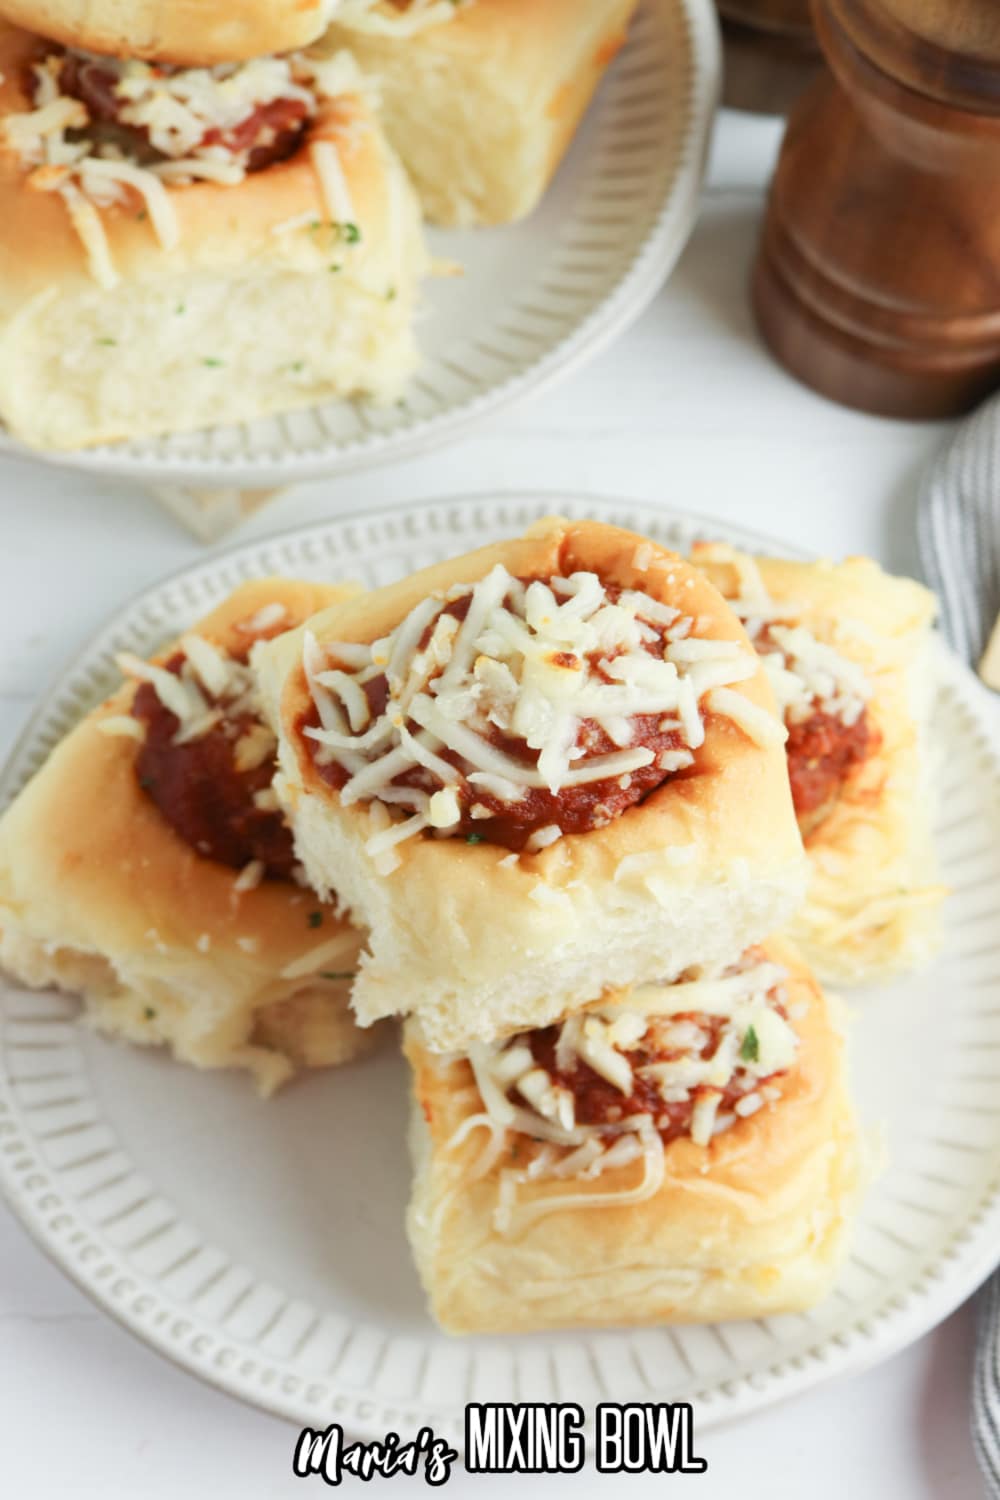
[
  {"xmin": 691, "ymin": 543, "xmax": 944, "ymax": 983},
  {"xmin": 254, "ymin": 518, "xmax": 808, "ymax": 1053},
  {"xmin": 0, "ymin": 579, "xmax": 380, "ymax": 1093},
  {"xmin": 324, "ymin": 0, "xmax": 642, "ymax": 225},
  {"xmin": 0, "ymin": 19, "xmax": 428, "ymax": 449},
  {"xmin": 405, "ymin": 938, "xmax": 858, "ymax": 1333}
]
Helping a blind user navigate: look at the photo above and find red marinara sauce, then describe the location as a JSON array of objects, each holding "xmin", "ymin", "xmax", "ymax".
[
  {"xmin": 297, "ymin": 580, "xmax": 701, "ymax": 852},
  {"xmin": 55, "ymin": 55, "xmax": 310, "ymax": 172},
  {"xmin": 202, "ymin": 97, "xmax": 310, "ymax": 172},
  {"xmin": 752, "ymin": 626, "xmax": 876, "ymax": 824},
  {"xmin": 521, "ymin": 1008, "xmax": 786, "ymax": 1147},
  {"xmin": 785, "ymin": 710, "xmax": 873, "ymax": 821},
  {"xmin": 131, "ymin": 650, "xmax": 295, "ymax": 878}
]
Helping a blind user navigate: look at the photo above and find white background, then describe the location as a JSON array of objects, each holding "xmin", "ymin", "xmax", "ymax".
[{"xmin": 0, "ymin": 112, "xmax": 989, "ymax": 1498}]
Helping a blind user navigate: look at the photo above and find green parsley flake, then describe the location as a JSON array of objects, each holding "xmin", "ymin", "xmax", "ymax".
[
  {"xmin": 321, "ymin": 971, "xmax": 357, "ymax": 981},
  {"xmin": 308, "ymin": 911, "xmax": 323, "ymax": 929},
  {"xmin": 740, "ymin": 1026, "xmax": 759, "ymax": 1063}
]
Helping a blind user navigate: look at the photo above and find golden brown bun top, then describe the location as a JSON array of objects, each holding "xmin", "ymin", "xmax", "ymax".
[
  {"xmin": 0, "ymin": 23, "xmax": 393, "ymax": 298},
  {"xmin": 0, "ymin": 0, "xmax": 330, "ymax": 64},
  {"xmin": 0, "ymin": 576, "xmax": 360, "ymax": 968}
]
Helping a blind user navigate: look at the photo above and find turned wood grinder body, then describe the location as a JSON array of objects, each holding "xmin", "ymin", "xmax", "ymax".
[
  {"xmin": 754, "ymin": 0, "xmax": 1000, "ymax": 418},
  {"xmin": 716, "ymin": 1, "xmax": 820, "ymax": 114}
]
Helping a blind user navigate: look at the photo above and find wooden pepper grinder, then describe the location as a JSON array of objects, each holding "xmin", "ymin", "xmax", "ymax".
[
  {"xmin": 719, "ymin": 1, "xmax": 821, "ymax": 114},
  {"xmin": 753, "ymin": 0, "xmax": 1000, "ymax": 418},
  {"xmin": 716, "ymin": 1, "xmax": 820, "ymax": 114}
]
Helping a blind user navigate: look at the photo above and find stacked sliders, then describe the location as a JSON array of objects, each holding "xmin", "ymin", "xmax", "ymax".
[
  {"xmin": 253, "ymin": 516, "xmax": 860, "ymax": 1331},
  {"xmin": 0, "ymin": 515, "xmax": 945, "ymax": 1334},
  {"xmin": 0, "ymin": 0, "xmax": 641, "ymax": 450}
]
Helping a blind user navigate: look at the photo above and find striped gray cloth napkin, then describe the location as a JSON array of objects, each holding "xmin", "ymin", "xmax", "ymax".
[
  {"xmin": 975, "ymin": 1277, "xmax": 1000, "ymax": 1498},
  {"xmin": 917, "ymin": 392, "xmax": 1000, "ymax": 1498},
  {"xmin": 917, "ymin": 390, "xmax": 1000, "ymax": 668}
]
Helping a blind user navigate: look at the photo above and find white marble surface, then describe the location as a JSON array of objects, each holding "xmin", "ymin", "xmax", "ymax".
[{"xmin": 0, "ymin": 110, "xmax": 989, "ymax": 1498}]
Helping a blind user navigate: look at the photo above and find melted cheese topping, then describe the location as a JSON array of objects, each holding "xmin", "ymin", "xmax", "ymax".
[
  {"xmin": 459, "ymin": 955, "xmax": 799, "ymax": 1236},
  {"xmin": 3, "ymin": 49, "xmax": 364, "ymax": 286},
  {"xmin": 303, "ymin": 564, "xmax": 763, "ymax": 860}
]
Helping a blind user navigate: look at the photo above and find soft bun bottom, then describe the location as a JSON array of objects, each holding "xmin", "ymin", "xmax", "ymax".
[
  {"xmin": 2, "ymin": 258, "xmax": 422, "ymax": 451},
  {"xmin": 407, "ymin": 1097, "xmax": 856, "ymax": 1333},
  {"xmin": 0, "ymin": 922, "xmax": 380, "ymax": 1095},
  {"xmin": 291, "ymin": 781, "xmax": 807, "ymax": 1053}
]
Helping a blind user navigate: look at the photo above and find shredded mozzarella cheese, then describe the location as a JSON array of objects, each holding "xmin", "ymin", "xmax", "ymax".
[
  {"xmin": 494, "ymin": 1124, "xmax": 665, "ymax": 1237},
  {"xmin": 310, "ymin": 139, "xmax": 357, "ymax": 226},
  {"xmin": 3, "ymin": 48, "xmax": 363, "ymax": 284},
  {"xmin": 117, "ymin": 624, "xmax": 266, "ymax": 748},
  {"xmin": 233, "ymin": 859, "xmax": 265, "ymax": 893},
  {"xmin": 302, "ymin": 564, "xmax": 757, "ymax": 860},
  {"xmin": 697, "ymin": 544, "xmax": 873, "ymax": 729},
  {"xmin": 460, "ymin": 955, "xmax": 800, "ymax": 1236},
  {"xmin": 96, "ymin": 714, "xmax": 147, "ymax": 741}
]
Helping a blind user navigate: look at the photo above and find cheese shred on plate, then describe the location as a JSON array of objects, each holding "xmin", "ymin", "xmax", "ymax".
[{"xmin": 302, "ymin": 563, "xmax": 773, "ymax": 861}]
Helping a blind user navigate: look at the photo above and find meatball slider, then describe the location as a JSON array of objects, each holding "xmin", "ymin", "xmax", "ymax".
[
  {"xmin": 254, "ymin": 518, "xmax": 808, "ymax": 1054},
  {"xmin": 691, "ymin": 543, "xmax": 943, "ymax": 984},
  {"xmin": 0, "ymin": 578, "xmax": 379, "ymax": 1094},
  {"xmin": 0, "ymin": 22, "xmax": 428, "ymax": 449}
]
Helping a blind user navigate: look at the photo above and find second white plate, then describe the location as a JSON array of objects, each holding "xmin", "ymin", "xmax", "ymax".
[
  {"xmin": 2, "ymin": 494, "xmax": 1000, "ymax": 1442},
  {"xmin": 0, "ymin": 0, "xmax": 720, "ymax": 488}
]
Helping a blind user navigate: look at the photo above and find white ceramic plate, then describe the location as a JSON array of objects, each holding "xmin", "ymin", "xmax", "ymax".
[
  {"xmin": 2, "ymin": 494, "xmax": 999, "ymax": 1445},
  {"xmin": 0, "ymin": 0, "xmax": 720, "ymax": 488}
]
